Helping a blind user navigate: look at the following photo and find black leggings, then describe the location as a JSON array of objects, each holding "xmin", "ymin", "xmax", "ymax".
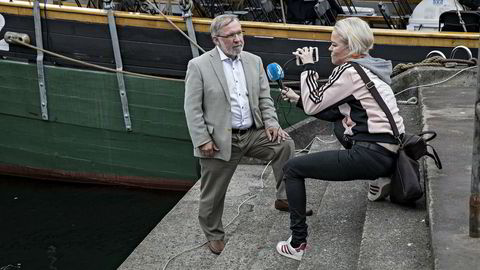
[{"xmin": 283, "ymin": 137, "xmax": 395, "ymax": 246}]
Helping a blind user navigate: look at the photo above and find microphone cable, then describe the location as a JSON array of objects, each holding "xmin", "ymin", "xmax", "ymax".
[{"xmin": 274, "ymin": 56, "xmax": 299, "ymax": 128}]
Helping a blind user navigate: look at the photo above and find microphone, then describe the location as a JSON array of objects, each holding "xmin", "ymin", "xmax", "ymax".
[{"xmin": 266, "ymin": 62, "xmax": 284, "ymax": 89}]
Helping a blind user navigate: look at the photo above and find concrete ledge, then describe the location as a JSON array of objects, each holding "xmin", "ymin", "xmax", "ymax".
[
  {"xmin": 285, "ymin": 117, "xmax": 334, "ymax": 150},
  {"xmin": 240, "ymin": 117, "xmax": 332, "ymax": 165},
  {"xmin": 391, "ymin": 66, "xmax": 477, "ymax": 100},
  {"xmin": 421, "ymin": 86, "xmax": 480, "ymax": 269}
]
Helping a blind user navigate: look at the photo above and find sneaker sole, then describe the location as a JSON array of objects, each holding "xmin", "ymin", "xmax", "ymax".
[{"xmin": 276, "ymin": 242, "xmax": 302, "ymax": 261}]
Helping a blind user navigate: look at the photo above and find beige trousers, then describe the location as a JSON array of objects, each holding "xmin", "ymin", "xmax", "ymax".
[{"xmin": 198, "ymin": 128, "xmax": 295, "ymax": 240}]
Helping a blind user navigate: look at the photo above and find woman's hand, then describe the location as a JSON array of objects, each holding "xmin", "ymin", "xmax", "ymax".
[
  {"xmin": 281, "ymin": 87, "xmax": 300, "ymax": 103},
  {"xmin": 292, "ymin": 47, "xmax": 315, "ymax": 65}
]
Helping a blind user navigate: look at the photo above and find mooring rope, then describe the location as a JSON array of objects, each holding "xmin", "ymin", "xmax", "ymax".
[
  {"xmin": 392, "ymin": 56, "xmax": 477, "ymax": 77},
  {"xmin": 394, "ymin": 65, "xmax": 477, "ymax": 98},
  {"xmin": 6, "ymin": 0, "xmax": 207, "ymax": 78},
  {"xmin": 392, "ymin": 56, "xmax": 444, "ymax": 77},
  {"xmin": 6, "ymin": 38, "xmax": 183, "ymax": 81}
]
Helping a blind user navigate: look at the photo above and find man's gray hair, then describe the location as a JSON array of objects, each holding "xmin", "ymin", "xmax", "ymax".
[
  {"xmin": 333, "ymin": 17, "xmax": 374, "ymax": 56},
  {"xmin": 210, "ymin": 14, "xmax": 240, "ymax": 37}
]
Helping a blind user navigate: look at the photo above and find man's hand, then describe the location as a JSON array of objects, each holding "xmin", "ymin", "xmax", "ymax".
[
  {"xmin": 281, "ymin": 87, "xmax": 300, "ymax": 103},
  {"xmin": 292, "ymin": 47, "xmax": 315, "ymax": 65},
  {"xmin": 265, "ymin": 126, "xmax": 290, "ymax": 143},
  {"xmin": 199, "ymin": 141, "xmax": 219, "ymax": 157}
]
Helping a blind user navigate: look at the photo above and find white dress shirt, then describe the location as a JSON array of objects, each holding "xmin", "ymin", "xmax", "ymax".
[{"xmin": 217, "ymin": 47, "xmax": 253, "ymax": 130}]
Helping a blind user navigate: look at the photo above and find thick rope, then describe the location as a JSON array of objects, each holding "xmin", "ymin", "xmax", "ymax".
[
  {"xmin": 392, "ymin": 56, "xmax": 477, "ymax": 77},
  {"xmin": 7, "ymin": 38, "xmax": 183, "ymax": 81}
]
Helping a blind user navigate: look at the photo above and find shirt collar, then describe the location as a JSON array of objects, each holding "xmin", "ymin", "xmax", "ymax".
[{"xmin": 216, "ymin": 46, "xmax": 241, "ymax": 62}]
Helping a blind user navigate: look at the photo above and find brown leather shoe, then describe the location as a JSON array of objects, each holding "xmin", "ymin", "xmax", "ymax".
[
  {"xmin": 207, "ymin": 239, "xmax": 225, "ymax": 255},
  {"xmin": 275, "ymin": 199, "xmax": 313, "ymax": 216}
]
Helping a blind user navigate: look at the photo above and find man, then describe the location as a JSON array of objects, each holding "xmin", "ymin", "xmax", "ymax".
[{"xmin": 184, "ymin": 14, "xmax": 310, "ymax": 255}]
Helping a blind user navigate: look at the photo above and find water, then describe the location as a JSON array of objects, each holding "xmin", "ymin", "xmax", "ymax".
[{"xmin": 0, "ymin": 175, "xmax": 186, "ymax": 270}]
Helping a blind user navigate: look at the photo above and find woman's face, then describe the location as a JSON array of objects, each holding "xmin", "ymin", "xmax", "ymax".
[{"xmin": 329, "ymin": 31, "xmax": 350, "ymax": 66}]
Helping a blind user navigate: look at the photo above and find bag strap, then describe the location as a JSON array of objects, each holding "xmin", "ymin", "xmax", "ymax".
[
  {"xmin": 418, "ymin": 131, "xmax": 437, "ymax": 142},
  {"xmin": 350, "ymin": 62, "xmax": 443, "ymax": 168},
  {"xmin": 421, "ymin": 130, "xmax": 442, "ymax": 168},
  {"xmin": 349, "ymin": 62, "xmax": 400, "ymax": 140},
  {"xmin": 426, "ymin": 144, "xmax": 443, "ymax": 169}
]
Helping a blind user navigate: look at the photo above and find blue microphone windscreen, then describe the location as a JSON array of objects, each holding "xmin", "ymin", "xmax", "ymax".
[{"xmin": 266, "ymin": 63, "xmax": 284, "ymax": 81}]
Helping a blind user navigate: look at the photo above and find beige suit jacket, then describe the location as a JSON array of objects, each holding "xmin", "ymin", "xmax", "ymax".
[{"xmin": 184, "ymin": 48, "xmax": 280, "ymax": 161}]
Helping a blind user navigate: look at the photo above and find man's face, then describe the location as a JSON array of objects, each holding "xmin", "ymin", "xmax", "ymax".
[{"xmin": 213, "ymin": 20, "xmax": 244, "ymax": 58}]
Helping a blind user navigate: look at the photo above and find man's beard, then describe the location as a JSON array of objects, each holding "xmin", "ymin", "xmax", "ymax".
[
  {"xmin": 230, "ymin": 45, "xmax": 243, "ymax": 56},
  {"xmin": 220, "ymin": 42, "xmax": 243, "ymax": 58}
]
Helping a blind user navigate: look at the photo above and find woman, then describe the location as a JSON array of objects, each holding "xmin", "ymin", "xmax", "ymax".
[{"xmin": 275, "ymin": 17, "xmax": 405, "ymax": 261}]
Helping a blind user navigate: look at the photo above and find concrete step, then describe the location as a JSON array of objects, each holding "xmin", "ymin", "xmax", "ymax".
[
  {"xmin": 357, "ymin": 103, "xmax": 432, "ymax": 270},
  {"xmin": 210, "ymin": 166, "xmax": 300, "ymax": 270},
  {"xmin": 118, "ymin": 163, "xmax": 269, "ymax": 270},
  {"xmin": 210, "ymin": 135, "xmax": 337, "ymax": 270},
  {"xmin": 357, "ymin": 196, "xmax": 431, "ymax": 270},
  {"xmin": 295, "ymin": 136, "xmax": 368, "ymax": 270},
  {"xmin": 356, "ymin": 170, "xmax": 432, "ymax": 270},
  {"xmin": 300, "ymin": 180, "xmax": 368, "ymax": 269}
]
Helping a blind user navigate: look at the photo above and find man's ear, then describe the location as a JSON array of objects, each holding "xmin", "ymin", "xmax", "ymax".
[{"xmin": 212, "ymin": 37, "xmax": 219, "ymax": 46}]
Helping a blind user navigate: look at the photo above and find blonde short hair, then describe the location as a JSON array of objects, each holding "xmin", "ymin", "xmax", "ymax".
[{"xmin": 333, "ymin": 17, "xmax": 374, "ymax": 56}]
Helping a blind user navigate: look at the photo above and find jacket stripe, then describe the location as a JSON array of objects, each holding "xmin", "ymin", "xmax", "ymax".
[{"xmin": 307, "ymin": 63, "xmax": 350, "ymax": 104}]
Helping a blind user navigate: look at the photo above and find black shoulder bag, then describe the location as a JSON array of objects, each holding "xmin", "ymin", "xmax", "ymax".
[{"xmin": 350, "ymin": 62, "xmax": 442, "ymax": 205}]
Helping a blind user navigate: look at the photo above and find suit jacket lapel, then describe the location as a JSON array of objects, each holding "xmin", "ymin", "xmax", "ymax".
[
  {"xmin": 240, "ymin": 52, "xmax": 254, "ymax": 105},
  {"xmin": 209, "ymin": 48, "xmax": 230, "ymax": 103}
]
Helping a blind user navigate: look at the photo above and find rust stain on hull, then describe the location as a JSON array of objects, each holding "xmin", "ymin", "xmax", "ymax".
[{"xmin": 0, "ymin": 165, "xmax": 194, "ymax": 191}]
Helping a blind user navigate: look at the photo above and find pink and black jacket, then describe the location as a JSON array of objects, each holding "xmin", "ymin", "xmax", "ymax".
[{"xmin": 296, "ymin": 56, "xmax": 405, "ymax": 144}]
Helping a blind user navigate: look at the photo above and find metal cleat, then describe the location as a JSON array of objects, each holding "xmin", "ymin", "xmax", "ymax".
[{"xmin": 4, "ymin": 32, "xmax": 30, "ymax": 45}]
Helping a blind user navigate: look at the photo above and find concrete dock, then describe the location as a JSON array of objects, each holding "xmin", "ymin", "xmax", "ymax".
[{"xmin": 119, "ymin": 67, "xmax": 480, "ymax": 270}]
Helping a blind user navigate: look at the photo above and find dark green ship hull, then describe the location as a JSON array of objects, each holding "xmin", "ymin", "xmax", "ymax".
[{"xmin": 0, "ymin": 59, "xmax": 306, "ymax": 189}]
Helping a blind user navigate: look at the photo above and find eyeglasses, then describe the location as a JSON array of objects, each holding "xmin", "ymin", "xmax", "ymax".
[{"xmin": 216, "ymin": 31, "xmax": 245, "ymax": 39}]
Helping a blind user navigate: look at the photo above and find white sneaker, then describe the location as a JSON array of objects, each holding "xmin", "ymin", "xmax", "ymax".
[
  {"xmin": 276, "ymin": 236, "xmax": 307, "ymax": 261},
  {"xmin": 368, "ymin": 177, "xmax": 391, "ymax": 201}
]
